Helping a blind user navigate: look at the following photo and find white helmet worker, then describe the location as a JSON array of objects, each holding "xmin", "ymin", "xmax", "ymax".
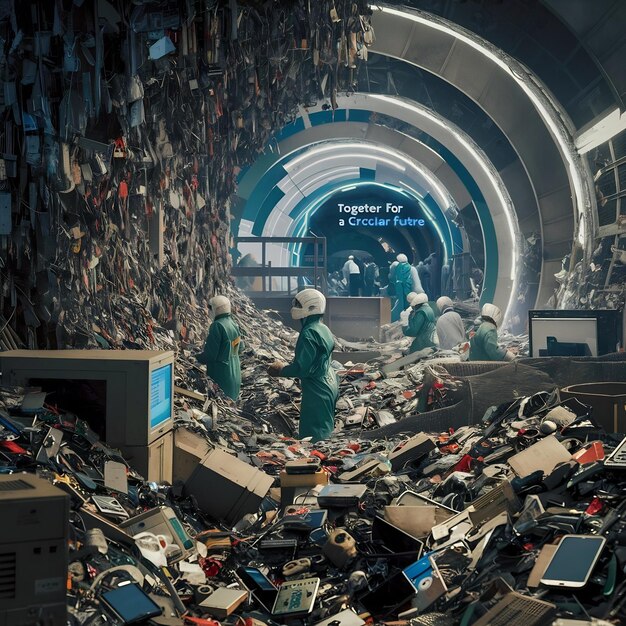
[
  {"xmin": 408, "ymin": 292, "xmax": 428, "ymax": 307},
  {"xmin": 481, "ymin": 303, "xmax": 503, "ymax": 328},
  {"xmin": 209, "ymin": 295, "xmax": 231, "ymax": 317},
  {"xmin": 396, "ymin": 253, "xmax": 408, "ymax": 263},
  {"xmin": 291, "ymin": 288, "xmax": 326, "ymax": 320},
  {"xmin": 436, "ymin": 296, "xmax": 454, "ymax": 313}
]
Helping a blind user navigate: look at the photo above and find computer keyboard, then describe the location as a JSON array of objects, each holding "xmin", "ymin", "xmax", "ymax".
[
  {"xmin": 473, "ymin": 591, "xmax": 556, "ymax": 626},
  {"xmin": 604, "ymin": 436, "xmax": 626, "ymax": 468}
]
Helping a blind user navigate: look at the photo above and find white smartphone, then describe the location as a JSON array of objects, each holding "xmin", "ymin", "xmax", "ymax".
[{"xmin": 540, "ymin": 534, "xmax": 606, "ymax": 588}]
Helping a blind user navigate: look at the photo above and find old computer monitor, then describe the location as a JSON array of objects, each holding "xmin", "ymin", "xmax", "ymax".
[
  {"xmin": 528, "ymin": 310, "xmax": 623, "ymax": 357},
  {"xmin": 0, "ymin": 350, "xmax": 175, "ymax": 481}
]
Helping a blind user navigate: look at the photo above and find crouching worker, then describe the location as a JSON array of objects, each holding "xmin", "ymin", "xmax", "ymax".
[
  {"xmin": 197, "ymin": 295, "xmax": 242, "ymax": 400},
  {"xmin": 403, "ymin": 292, "xmax": 436, "ymax": 353},
  {"xmin": 267, "ymin": 289, "xmax": 338, "ymax": 442},
  {"xmin": 435, "ymin": 296, "xmax": 466, "ymax": 349},
  {"xmin": 469, "ymin": 303, "xmax": 515, "ymax": 361}
]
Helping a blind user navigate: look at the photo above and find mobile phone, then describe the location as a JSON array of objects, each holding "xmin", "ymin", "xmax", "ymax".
[
  {"xmin": 100, "ymin": 583, "xmax": 163, "ymax": 624},
  {"xmin": 236, "ymin": 566, "xmax": 278, "ymax": 611},
  {"xmin": 540, "ymin": 534, "xmax": 606, "ymax": 588}
]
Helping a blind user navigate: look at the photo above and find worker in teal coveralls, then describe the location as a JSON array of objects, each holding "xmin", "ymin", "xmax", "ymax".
[
  {"xmin": 268, "ymin": 288, "xmax": 338, "ymax": 442},
  {"xmin": 197, "ymin": 295, "xmax": 242, "ymax": 400},
  {"xmin": 469, "ymin": 303, "xmax": 515, "ymax": 361},
  {"xmin": 391, "ymin": 254, "xmax": 414, "ymax": 322},
  {"xmin": 403, "ymin": 292, "xmax": 436, "ymax": 352}
]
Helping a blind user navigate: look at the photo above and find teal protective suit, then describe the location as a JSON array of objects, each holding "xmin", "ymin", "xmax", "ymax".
[
  {"xmin": 403, "ymin": 304, "xmax": 436, "ymax": 352},
  {"xmin": 391, "ymin": 262, "xmax": 413, "ymax": 322},
  {"xmin": 469, "ymin": 321, "xmax": 507, "ymax": 361},
  {"xmin": 197, "ymin": 313, "xmax": 242, "ymax": 400},
  {"xmin": 281, "ymin": 315, "xmax": 338, "ymax": 442}
]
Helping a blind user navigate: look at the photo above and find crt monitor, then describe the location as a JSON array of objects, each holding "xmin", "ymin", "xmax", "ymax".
[
  {"xmin": 529, "ymin": 309, "xmax": 623, "ymax": 357},
  {"xmin": 0, "ymin": 350, "xmax": 175, "ymax": 448},
  {"xmin": 150, "ymin": 363, "xmax": 173, "ymax": 430}
]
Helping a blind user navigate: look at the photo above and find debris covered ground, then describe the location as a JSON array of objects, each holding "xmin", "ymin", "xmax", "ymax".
[{"xmin": 2, "ymin": 294, "xmax": 626, "ymax": 626}]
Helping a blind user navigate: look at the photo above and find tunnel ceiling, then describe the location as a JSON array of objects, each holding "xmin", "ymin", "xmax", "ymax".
[
  {"xmin": 383, "ymin": 0, "xmax": 624, "ymax": 127},
  {"xmin": 236, "ymin": 1, "xmax": 626, "ymax": 326}
]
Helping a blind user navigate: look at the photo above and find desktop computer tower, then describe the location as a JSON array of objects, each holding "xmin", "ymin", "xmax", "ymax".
[
  {"xmin": 0, "ymin": 474, "xmax": 69, "ymax": 626},
  {"xmin": 123, "ymin": 430, "xmax": 174, "ymax": 483}
]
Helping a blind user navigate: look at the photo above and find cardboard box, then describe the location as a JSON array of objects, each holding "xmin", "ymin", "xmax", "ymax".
[
  {"xmin": 185, "ymin": 447, "xmax": 274, "ymax": 525},
  {"xmin": 280, "ymin": 468, "xmax": 328, "ymax": 488},
  {"xmin": 173, "ymin": 428, "xmax": 211, "ymax": 482}
]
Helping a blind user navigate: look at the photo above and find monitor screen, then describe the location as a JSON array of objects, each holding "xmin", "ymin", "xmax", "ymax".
[
  {"xmin": 150, "ymin": 363, "xmax": 172, "ymax": 429},
  {"xmin": 530, "ymin": 318, "xmax": 598, "ymax": 357}
]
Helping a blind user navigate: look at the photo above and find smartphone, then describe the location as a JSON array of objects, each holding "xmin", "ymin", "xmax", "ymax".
[
  {"xmin": 100, "ymin": 583, "xmax": 163, "ymax": 624},
  {"xmin": 540, "ymin": 535, "xmax": 606, "ymax": 588},
  {"xmin": 237, "ymin": 566, "xmax": 278, "ymax": 611}
]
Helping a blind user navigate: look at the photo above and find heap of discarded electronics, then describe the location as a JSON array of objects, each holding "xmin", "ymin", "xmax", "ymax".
[
  {"xmin": 2, "ymin": 296, "xmax": 626, "ymax": 626},
  {"xmin": 1, "ymin": 1, "xmax": 626, "ymax": 625}
]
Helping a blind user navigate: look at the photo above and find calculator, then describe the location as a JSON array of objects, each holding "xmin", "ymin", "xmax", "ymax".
[{"xmin": 271, "ymin": 577, "xmax": 320, "ymax": 616}]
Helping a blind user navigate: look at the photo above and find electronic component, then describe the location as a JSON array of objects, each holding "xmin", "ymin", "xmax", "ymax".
[
  {"xmin": 540, "ymin": 535, "xmax": 606, "ymax": 587},
  {"xmin": 272, "ymin": 577, "xmax": 320, "ymax": 616}
]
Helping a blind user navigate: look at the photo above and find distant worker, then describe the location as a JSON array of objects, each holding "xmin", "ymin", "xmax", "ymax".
[
  {"xmin": 197, "ymin": 295, "xmax": 242, "ymax": 400},
  {"xmin": 425, "ymin": 252, "xmax": 440, "ymax": 298},
  {"xmin": 441, "ymin": 262, "xmax": 451, "ymax": 297},
  {"xmin": 342, "ymin": 255, "xmax": 362, "ymax": 297},
  {"xmin": 268, "ymin": 289, "xmax": 338, "ymax": 442},
  {"xmin": 417, "ymin": 261, "xmax": 431, "ymax": 296},
  {"xmin": 403, "ymin": 292, "xmax": 436, "ymax": 353},
  {"xmin": 391, "ymin": 254, "xmax": 414, "ymax": 321},
  {"xmin": 469, "ymin": 303, "xmax": 515, "ymax": 361},
  {"xmin": 363, "ymin": 261, "xmax": 380, "ymax": 296},
  {"xmin": 435, "ymin": 296, "xmax": 466, "ymax": 350}
]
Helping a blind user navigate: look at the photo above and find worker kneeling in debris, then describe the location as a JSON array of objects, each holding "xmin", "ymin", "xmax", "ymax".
[
  {"xmin": 268, "ymin": 289, "xmax": 338, "ymax": 442},
  {"xmin": 436, "ymin": 296, "xmax": 466, "ymax": 350},
  {"xmin": 403, "ymin": 292, "xmax": 436, "ymax": 353},
  {"xmin": 469, "ymin": 303, "xmax": 515, "ymax": 361},
  {"xmin": 197, "ymin": 295, "xmax": 242, "ymax": 400}
]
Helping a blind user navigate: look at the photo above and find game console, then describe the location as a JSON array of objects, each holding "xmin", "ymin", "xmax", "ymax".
[
  {"xmin": 317, "ymin": 484, "xmax": 367, "ymax": 508},
  {"xmin": 285, "ymin": 458, "xmax": 322, "ymax": 474}
]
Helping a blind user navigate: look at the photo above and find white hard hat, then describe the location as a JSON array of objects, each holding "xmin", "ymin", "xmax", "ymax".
[
  {"xmin": 481, "ymin": 303, "xmax": 503, "ymax": 327},
  {"xmin": 408, "ymin": 292, "xmax": 428, "ymax": 307},
  {"xmin": 436, "ymin": 296, "xmax": 454, "ymax": 312},
  {"xmin": 291, "ymin": 288, "xmax": 326, "ymax": 320},
  {"xmin": 348, "ymin": 255, "xmax": 354, "ymax": 260},
  {"xmin": 209, "ymin": 295, "xmax": 231, "ymax": 316},
  {"xmin": 406, "ymin": 292, "xmax": 417, "ymax": 305},
  {"xmin": 396, "ymin": 253, "xmax": 408, "ymax": 263}
]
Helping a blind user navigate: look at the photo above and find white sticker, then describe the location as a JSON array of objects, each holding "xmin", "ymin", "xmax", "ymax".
[{"xmin": 35, "ymin": 577, "xmax": 64, "ymax": 594}]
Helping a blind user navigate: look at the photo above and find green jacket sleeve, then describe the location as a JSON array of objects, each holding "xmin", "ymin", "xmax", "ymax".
[
  {"xmin": 484, "ymin": 327, "xmax": 506, "ymax": 360},
  {"xmin": 403, "ymin": 310, "xmax": 425, "ymax": 338},
  {"xmin": 198, "ymin": 322, "xmax": 224, "ymax": 365},
  {"xmin": 281, "ymin": 334, "xmax": 317, "ymax": 378}
]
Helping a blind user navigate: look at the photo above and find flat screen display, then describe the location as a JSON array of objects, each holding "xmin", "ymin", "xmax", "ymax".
[
  {"xmin": 530, "ymin": 318, "xmax": 598, "ymax": 357},
  {"xmin": 150, "ymin": 363, "xmax": 172, "ymax": 429},
  {"xmin": 541, "ymin": 535, "xmax": 605, "ymax": 587},
  {"xmin": 101, "ymin": 583, "xmax": 162, "ymax": 623}
]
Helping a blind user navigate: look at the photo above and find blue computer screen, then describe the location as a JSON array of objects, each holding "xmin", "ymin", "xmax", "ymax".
[{"xmin": 150, "ymin": 363, "xmax": 172, "ymax": 429}]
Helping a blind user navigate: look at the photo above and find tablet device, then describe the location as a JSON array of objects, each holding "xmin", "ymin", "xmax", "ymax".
[
  {"xmin": 237, "ymin": 566, "xmax": 278, "ymax": 612},
  {"xmin": 100, "ymin": 583, "xmax": 163, "ymax": 624},
  {"xmin": 540, "ymin": 534, "xmax": 605, "ymax": 587}
]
